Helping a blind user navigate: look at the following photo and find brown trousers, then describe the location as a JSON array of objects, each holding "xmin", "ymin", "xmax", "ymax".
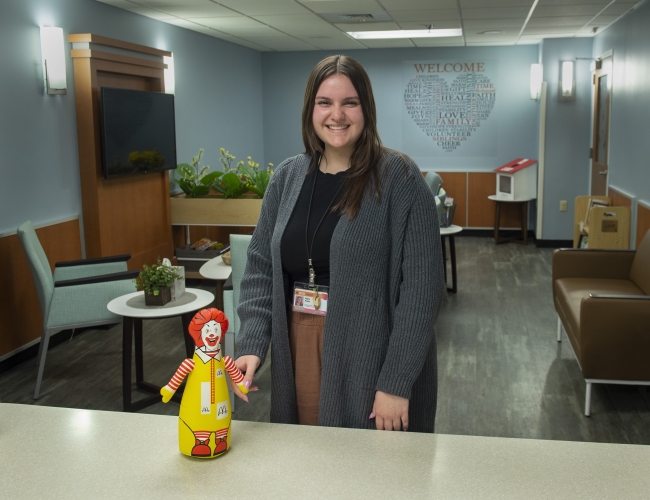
[{"xmin": 288, "ymin": 309, "xmax": 325, "ymax": 426}]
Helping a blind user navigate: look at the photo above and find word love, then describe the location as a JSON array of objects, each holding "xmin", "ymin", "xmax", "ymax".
[{"xmin": 404, "ymin": 72, "xmax": 496, "ymax": 152}]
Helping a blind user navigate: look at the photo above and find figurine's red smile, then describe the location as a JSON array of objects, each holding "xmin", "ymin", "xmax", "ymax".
[{"xmin": 205, "ymin": 335, "xmax": 219, "ymax": 347}]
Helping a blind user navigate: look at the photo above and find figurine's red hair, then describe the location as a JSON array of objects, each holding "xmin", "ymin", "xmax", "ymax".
[{"xmin": 188, "ymin": 308, "xmax": 229, "ymax": 347}]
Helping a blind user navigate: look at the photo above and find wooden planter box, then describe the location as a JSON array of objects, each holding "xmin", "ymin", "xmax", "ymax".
[
  {"xmin": 144, "ymin": 286, "xmax": 171, "ymax": 306},
  {"xmin": 170, "ymin": 194, "xmax": 263, "ymax": 226}
]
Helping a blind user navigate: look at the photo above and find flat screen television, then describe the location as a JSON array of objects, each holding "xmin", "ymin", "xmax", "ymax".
[{"xmin": 100, "ymin": 87, "xmax": 177, "ymax": 179}]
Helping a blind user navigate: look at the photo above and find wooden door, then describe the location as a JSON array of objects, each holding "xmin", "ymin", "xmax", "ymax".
[{"xmin": 590, "ymin": 57, "xmax": 611, "ymax": 196}]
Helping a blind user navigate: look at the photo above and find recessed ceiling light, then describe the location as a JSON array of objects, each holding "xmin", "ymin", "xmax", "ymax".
[
  {"xmin": 347, "ymin": 29, "xmax": 462, "ymax": 39},
  {"xmin": 478, "ymin": 30, "xmax": 505, "ymax": 35}
]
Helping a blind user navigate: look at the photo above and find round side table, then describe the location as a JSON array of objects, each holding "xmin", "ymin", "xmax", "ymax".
[
  {"xmin": 440, "ymin": 224, "xmax": 463, "ymax": 293},
  {"xmin": 488, "ymin": 195, "xmax": 534, "ymax": 246},
  {"xmin": 107, "ymin": 288, "xmax": 214, "ymax": 412},
  {"xmin": 199, "ymin": 256, "xmax": 231, "ymax": 312}
]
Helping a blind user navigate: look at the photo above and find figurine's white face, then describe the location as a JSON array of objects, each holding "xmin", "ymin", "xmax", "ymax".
[{"xmin": 201, "ymin": 320, "xmax": 222, "ymax": 351}]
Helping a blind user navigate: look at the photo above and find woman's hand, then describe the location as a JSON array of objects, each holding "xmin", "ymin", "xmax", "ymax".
[
  {"xmin": 230, "ymin": 355, "xmax": 261, "ymax": 402},
  {"xmin": 371, "ymin": 391, "xmax": 409, "ymax": 431}
]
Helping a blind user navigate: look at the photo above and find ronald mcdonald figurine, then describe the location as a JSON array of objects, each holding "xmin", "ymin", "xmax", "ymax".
[{"xmin": 161, "ymin": 308, "xmax": 248, "ymax": 458}]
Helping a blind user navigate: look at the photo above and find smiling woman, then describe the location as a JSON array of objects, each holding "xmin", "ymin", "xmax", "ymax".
[{"xmin": 234, "ymin": 55, "xmax": 445, "ymax": 434}]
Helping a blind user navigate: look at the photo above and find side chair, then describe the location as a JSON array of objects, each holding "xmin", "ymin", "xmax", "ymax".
[{"xmin": 17, "ymin": 221, "xmax": 140, "ymax": 399}]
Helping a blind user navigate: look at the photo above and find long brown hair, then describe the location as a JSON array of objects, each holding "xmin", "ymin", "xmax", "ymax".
[{"xmin": 302, "ymin": 55, "xmax": 384, "ymax": 219}]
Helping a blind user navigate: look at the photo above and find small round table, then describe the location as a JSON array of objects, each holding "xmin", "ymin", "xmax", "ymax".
[
  {"xmin": 488, "ymin": 195, "xmax": 534, "ymax": 246},
  {"xmin": 440, "ymin": 225, "xmax": 463, "ymax": 294},
  {"xmin": 107, "ymin": 288, "xmax": 214, "ymax": 412},
  {"xmin": 199, "ymin": 256, "xmax": 231, "ymax": 312}
]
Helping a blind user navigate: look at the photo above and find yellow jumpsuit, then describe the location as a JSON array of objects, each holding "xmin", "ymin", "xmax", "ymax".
[{"xmin": 177, "ymin": 349, "xmax": 232, "ymax": 457}]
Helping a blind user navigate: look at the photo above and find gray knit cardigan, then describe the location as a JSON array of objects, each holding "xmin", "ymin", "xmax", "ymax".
[{"xmin": 236, "ymin": 150, "xmax": 444, "ymax": 432}]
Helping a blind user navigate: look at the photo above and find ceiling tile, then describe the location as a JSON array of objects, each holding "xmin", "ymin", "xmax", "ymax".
[
  {"xmin": 215, "ymin": 0, "xmax": 312, "ymax": 16},
  {"xmin": 588, "ymin": 15, "xmax": 625, "ymax": 25},
  {"xmin": 133, "ymin": 0, "xmax": 212, "ymax": 7},
  {"xmin": 333, "ymin": 21, "xmax": 401, "ymax": 31},
  {"xmin": 195, "ymin": 16, "xmax": 267, "ymax": 29},
  {"xmin": 522, "ymin": 26, "xmax": 584, "ymax": 35},
  {"xmin": 461, "ymin": 7, "xmax": 532, "ymax": 19},
  {"xmin": 396, "ymin": 20, "xmax": 462, "ymax": 30},
  {"xmin": 124, "ymin": 6, "xmax": 178, "ymax": 20},
  {"xmin": 150, "ymin": 4, "xmax": 240, "ymax": 18},
  {"xmin": 242, "ymin": 36, "xmax": 319, "ymax": 51},
  {"xmin": 463, "ymin": 18, "xmax": 526, "ymax": 29},
  {"xmin": 533, "ymin": 5, "xmax": 608, "ymax": 17},
  {"xmin": 467, "ymin": 41, "xmax": 520, "ymax": 46},
  {"xmin": 411, "ymin": 37, "xmax": 465, "ymax": 47},
  {"xmin": 296, "ymin": 0, "xmax": 385, "ymax": 15},
  {"xmin": 208, "ymin": 25, "xmax": 287, "ymax": 37},
  {"xmin": 294, "ymin": 36, "xmax": 368, "ymax": 50},
  {"xmin": 460, "ymin": 0, "xmax": 536, "ymax": 6},
  {"xmin": 387, "ymin": 9, "xmax": 460, "ymax": 22},
  {"xmin": 251, "ymin": 14, "xmax": 341, "ymax": 36},
  {"xmin": 357, "ymin": 38, "xmax": 417, "ymax": 48},
  {"xmin": 379, "ymin": 0, "xmax": 457, "ymax": 9},
  {"xmin": 537, "ymin": 0, "xmax": 615, "ymax": 5},
  {"xmin": 527, "ymin": 16, "xmax": 594, "ymax": 27}
]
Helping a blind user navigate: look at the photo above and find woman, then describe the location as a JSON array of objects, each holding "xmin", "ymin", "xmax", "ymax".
[{"xmin": 233, "ymin": 55, "xmax": 444, "ymax": 432}]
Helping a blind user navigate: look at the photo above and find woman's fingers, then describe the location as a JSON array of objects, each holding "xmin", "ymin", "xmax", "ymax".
[
  {"xmin": 227, "ymin": 376, "xmax": 249, "ymax": 402},
  {"xmin": 372, "ymin": 390, "xmax": 409, "ymax": 431}
]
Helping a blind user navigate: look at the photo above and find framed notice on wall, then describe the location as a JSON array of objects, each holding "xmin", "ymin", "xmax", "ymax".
[{"xmin": 402, "ymin": 60, "xmax": 498, "ymax": 157}]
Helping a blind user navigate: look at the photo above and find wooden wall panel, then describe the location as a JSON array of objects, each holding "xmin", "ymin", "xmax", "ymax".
[
  {"xmin": 438, "ymin": 172, "xmax": 467, "ymax": 227},
  {"xmin": 609, "ymin": 187, "xmax": 633, "ymax": 210},
  {"xmin": 637, "ymin": 203, "xmax": 650, "ymax": 249},
  {"xmin": 467, "ymin": 172, "xmax": 522, "ymax": 228},
  {"xmin": 468, "ymin": 173, "xmax": 497, "ymax": 227},
  {"xmin": 0, "ymin": 220, "xmax": 82, "ymax": 358},
  {"xmin": 71, "ymin": 38, "xmax": 174, "ymax": 273}
]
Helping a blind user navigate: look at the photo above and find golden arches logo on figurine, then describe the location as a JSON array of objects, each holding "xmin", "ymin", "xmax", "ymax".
[{"xmin": 161, "ymin": 308, "xmax": 248, "ymax": 458}]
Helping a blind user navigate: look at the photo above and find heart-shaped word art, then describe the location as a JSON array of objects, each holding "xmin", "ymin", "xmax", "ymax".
[{"xmin": 404, "ymin": 73, "xmax": 496, "ymax": 152}]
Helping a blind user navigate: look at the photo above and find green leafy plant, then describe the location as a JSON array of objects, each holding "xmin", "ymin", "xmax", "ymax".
[
  {"xmin": 213, "ymin": 148, "xmax": 274, "ymax": 199},
  {"xmin": 134, "ymin": 259, "xmax": 183, "ymax": 296},
  {"xmin": 171, "ymin": 149, "xmax": 223, "ymax": 198}
]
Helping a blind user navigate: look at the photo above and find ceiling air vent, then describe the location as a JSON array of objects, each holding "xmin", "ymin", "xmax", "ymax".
[{"xmin": 339, "ymin": 14, "xmax": 375, "ymax": 22}]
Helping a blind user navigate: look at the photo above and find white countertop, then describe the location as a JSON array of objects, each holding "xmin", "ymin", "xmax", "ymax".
[{"xmin": 1, "ymin": 403, "xmax": 648, "ymax": 499}]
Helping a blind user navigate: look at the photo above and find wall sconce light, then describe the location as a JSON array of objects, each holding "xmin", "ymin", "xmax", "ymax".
[
  {"xmin": 40, "ymin": 27, "xmax": 67, "ymax": 95},
  {"xmin": 164, "ymin": 54, "xmax": 175, "ymax": 95},
  {"xmin": 530, "ymin": 64, "xmax": 543, "ymax": 100},
  {"xmin": 559, "ymin": 60, "xmax": 575, "ymax": 101}
]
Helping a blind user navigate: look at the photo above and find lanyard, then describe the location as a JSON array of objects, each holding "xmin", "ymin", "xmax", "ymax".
[{"xmin": 305, "ymin": 157, "xmax": 344, "ymax": 285}]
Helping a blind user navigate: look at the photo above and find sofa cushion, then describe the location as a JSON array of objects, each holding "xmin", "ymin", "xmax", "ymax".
[
  {"xmin": 630, "ymin": 229, "xmax": 650, "ymax": 295},
  {"xmin": 555, "ymin": 278, "xmax": 644, "ymax": 345}
]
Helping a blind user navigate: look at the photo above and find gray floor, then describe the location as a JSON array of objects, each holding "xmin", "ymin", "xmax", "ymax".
[{"xmin": 2, "ymin": 236, "xmax": 649, "ymax": 443}]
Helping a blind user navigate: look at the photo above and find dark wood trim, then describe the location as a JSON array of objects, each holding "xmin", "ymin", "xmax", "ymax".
[
  {"xmin": 70, "ymin": 49, "xmax": 167, "ymax": 70},
  {"xmin": 68, "ymin": 33, "xmax": 171, "ymax": 57}
]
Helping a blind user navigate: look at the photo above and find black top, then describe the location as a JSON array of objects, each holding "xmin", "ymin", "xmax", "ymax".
[{"xmin": 281, "ymin": 166, "xmax": 346, "ymax": 291}]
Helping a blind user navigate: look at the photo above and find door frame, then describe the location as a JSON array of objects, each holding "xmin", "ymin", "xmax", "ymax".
[{"xmin": 590, "ymin": 49, "xmax": 613, "ymax": 196}]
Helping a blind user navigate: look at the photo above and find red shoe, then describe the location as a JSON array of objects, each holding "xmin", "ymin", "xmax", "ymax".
[
  {"xmin": 191, "ymin": 439, "xmax": 212, "ymax": 457},
  {"xmin": 213, "ymin": 439, "xmax": 228, "ymax": 456}
]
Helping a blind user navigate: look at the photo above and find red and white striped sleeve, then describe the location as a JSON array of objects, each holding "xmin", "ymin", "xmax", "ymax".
[
  {"xmin": 223, "ymin": 356, "xmax": 244, "ymax": 384},
  {"xmin": 165, "ymin": 358, "xmax": 195, "ymax": 391}
]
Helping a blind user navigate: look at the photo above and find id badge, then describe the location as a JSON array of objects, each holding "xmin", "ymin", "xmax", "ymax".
[{"xmin": 293, "ymin": 282, "xmax": 328, "ymax": 316}]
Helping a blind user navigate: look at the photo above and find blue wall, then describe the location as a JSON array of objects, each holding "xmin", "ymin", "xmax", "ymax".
[
  {"xmin": 0, "ymin": 0, "xmax": 264, "ymax": 234},
  {"xmin": 261, "ymin": 46, "xmax": 539, "ymax": 172},
  {"xmin": 593, "ymin": 1, "xmax": 650, "ymax": 207},
  {"xmin": 539, "ymin": 38, "xmax": 593, "ymax": 240}
]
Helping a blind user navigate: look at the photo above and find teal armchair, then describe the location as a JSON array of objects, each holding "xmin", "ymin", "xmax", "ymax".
[
  {"xmin": 222, "ymin": 234, "xmax": 252, "ymax": 409},
  {"xmin": 424, "ymin": 172, "xmax": 447, "ymax": 225},
  {"xmin": 17, "ymin": 221, "xmax": 139, "ymax": 399}
]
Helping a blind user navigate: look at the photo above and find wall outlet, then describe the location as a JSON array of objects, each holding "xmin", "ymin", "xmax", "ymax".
[{"xmin": 560, "ymin": 200, "xmax": 568, "ymax": 212}]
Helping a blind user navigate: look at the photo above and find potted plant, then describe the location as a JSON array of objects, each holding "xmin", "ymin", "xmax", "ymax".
[{"xmin": 134, "ymin": 259, "xmax": 184, "ymax": 306}]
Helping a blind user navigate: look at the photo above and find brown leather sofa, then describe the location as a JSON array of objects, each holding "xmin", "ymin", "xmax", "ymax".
[{"xmin": 552, "ymin": 229, "xmax": 650, "ymax": 416}]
